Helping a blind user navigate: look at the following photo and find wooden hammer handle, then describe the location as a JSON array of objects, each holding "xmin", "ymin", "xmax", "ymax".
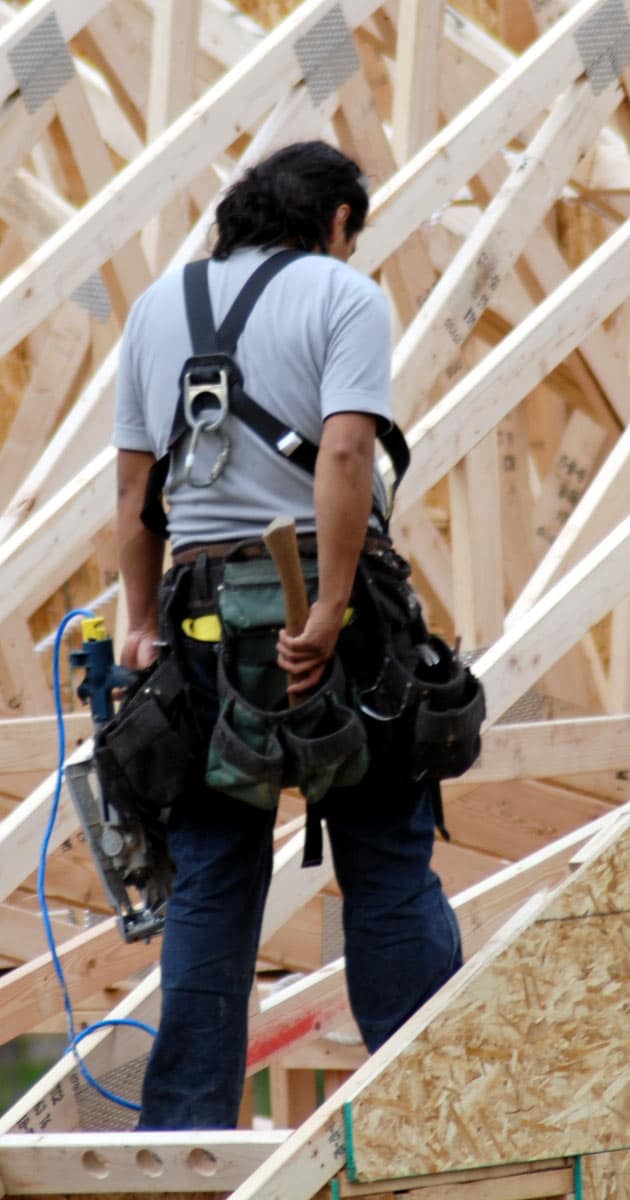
[{"xmin": 263, "ymin": 515, "xmax": 310, "ymax": 636}]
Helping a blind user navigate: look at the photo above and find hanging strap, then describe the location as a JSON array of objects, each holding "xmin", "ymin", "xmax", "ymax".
[{"xmin": 141, "ymin": 251, "xmax": 410, "ymax": 537}]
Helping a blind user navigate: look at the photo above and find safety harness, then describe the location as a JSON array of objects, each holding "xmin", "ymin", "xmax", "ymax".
[{"xmin": 141, "ymin": 249, "xmax": 411, "ymax": 538}]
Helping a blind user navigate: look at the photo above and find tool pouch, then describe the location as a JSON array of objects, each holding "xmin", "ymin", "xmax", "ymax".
[
  {"xmin": 205, "ymin": 554, "xmax": 369, "ymax": 862},
  {"xmin": 94, "ymin": 651, "xmax": 197, "ymax": 826},
  {"xmin": 354, "ymin": 551, "xmax": 485, "ymax": 784}
]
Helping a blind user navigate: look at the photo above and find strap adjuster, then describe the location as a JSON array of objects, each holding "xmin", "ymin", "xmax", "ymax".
[{"xmin": 276, "ymin": 430, "xmax": 303, "ymax": 457}]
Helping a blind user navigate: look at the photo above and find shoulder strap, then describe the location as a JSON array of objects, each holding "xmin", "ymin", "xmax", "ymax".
[{"xmin": 183, "ymin": 249, "xmax": 306, "ymax": 356}]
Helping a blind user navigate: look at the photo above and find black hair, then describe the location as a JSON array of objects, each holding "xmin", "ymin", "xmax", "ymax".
[{"xmin": 211, "ymin": 141, "xmax": 369, "ymax": 259}]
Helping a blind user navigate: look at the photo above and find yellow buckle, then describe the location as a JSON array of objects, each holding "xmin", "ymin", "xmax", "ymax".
[
  {"xmin": 182, "ymin": 608, "xmax": 353, "ymax": 642},
  {"xmin": 181, "ymin": 614, "xmax": 222, "ymax": 642}
]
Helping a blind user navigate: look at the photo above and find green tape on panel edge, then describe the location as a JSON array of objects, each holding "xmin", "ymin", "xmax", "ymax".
[
  {"xmin": 574, "ymin": 1155, "xmax": 583, "ymax": 1200},
  {"xmin": 343, "ymin": 1101, "xmax": 357, "ymax": 1181}
]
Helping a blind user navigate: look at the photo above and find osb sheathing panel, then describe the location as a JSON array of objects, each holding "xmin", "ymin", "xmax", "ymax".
[
  {"xmin": 542, "ymin": 823, "xmax": 630, "ymax": 919},
  {"xmin": 583, "ymin": 1149, "xmax": 630, "ymax": 1199},
  {"xmin": 347, "ymin": 837, "xmax": 630, "ymax": 1181}
]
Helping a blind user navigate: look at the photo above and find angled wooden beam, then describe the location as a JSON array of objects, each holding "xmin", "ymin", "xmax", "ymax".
[
  {"xmin": 391, "ymin": 76, "xmax": 622, "ymax": 426},
  {"xmin": 475, "ymin": 514, "xmax": 630, "ymax": 724},
  {"xmin": 0, "ymin": 0, "xmax": 382, "ymax": 357},
  {"xmin": 507, "ymin": 423, "xmax": 630, "ymax": 625},
  {"xmin": 0, "ymin": 78, "xmax": 346, "ymax": 548},
  {"xmin": 353, "ymin": 0, "xmax": 618, "ymax": 279},
  {"xmin": 0, "ymin": 301, "xmax": 91, "ymax": 509},
  {"xmin": 395, "ymin": 214, "xmax": 630, "ymax": 513},
  {"xmin": 0, "ymin": 446, "xmax": 115, "ymax": 625}
]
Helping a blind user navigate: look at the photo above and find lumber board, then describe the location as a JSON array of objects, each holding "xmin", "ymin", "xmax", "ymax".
[
  {"xmin": 0, "ymin": 1131, "xmax": 288, "ymax": 1194},
  {"xmin": 475, "ymin": 514, "xmax": 630, "ymax": 722},
  {"xmin": 337, "ymin": 1157, "xmax": 573, "ymax": 1196},
  {"xmin": 464, "ymin": 715, "xmax": 630, "ymax": 781},
  {"xmin": 353, "ymin": 0, "xmax": 619, "ymax": 280},
  {"xmin": 395, "ymin": 215, "xmax": 630, "ymax": 514},
  {"xmin": 0, "ymin": 900, "xmax": 75, "ymax": 962},
  {"xmin": 448, "ymin": 431, "xmax": 503, "ymax": 647},
  {"xmin": 0, "ymin": 78, "xmax": 341, "ymax": 546},
  {"xmin": 0, "ymin": 301, "xmax": 91, "ymax": 510},
  {"xmin": 346, "ymin": 818, "xmax": 630, "ymax": 1180},
  {"xmin": 507, "ymin": 424, "xmax": 630, "ymax": 625},
  {"xmin": 142, "ymin": 0, "xmax": 201, "ymax": 273},
  {"xmin": 0, "ymin": 0, "xmax": 383, "ymax": 357},
  {"xmin": 0, "ymin": 447, "xmax": 116, "ymax": 625},
  {"xmin": 391, "ymin": 0, "xmax": 443, "ymax": 162},
  {"xmin": 391, "ymin": 76, "xmax": 622, "ymax": 427},
  {"xmin": 0, "ymin": 715, "xmax": 91, "ymax": 773},
  {"xmin": 442, "ymin": 779, "xmax": 613, "ymax": 863}
]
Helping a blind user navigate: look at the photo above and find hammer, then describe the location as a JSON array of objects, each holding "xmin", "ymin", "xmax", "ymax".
[{"xmin": 263, "ymin": 515, "xmax": 310, "ymax": 705}]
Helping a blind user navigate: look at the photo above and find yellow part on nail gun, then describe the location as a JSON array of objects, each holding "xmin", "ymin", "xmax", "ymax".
[
  {"xmin": 81, "ymin": 617, "xmax": 108, "ymax": 641},
  {"xmin": 181, "ymin": 607, "xmax": 354, "ymax": 642}
]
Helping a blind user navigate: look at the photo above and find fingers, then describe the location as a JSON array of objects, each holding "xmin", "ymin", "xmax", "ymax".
[{"xmin": 286, "ymin": 663, "xmax": 326, "ymax": 695}]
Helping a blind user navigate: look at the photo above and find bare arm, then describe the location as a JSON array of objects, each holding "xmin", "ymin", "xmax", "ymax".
[
  {"xmin": 117, "ymin": 449, "xmax": 165, "ymax": 669},
  {"xmin": 277, "ymin": 411, "xmax": 376, "ymax": 694}
]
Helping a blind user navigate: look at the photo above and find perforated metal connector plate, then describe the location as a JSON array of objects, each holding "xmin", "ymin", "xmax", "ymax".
[
  {"xmin": 8, "ymin": 11, "xmax": 75, "ymax": 113},
  {"xmin": 295, "ymin": 4, "xmax": 360, "ymax": 107},
  {"xmin": 575, "ymin": 0, "xmax": 630, "ymax": 94}
]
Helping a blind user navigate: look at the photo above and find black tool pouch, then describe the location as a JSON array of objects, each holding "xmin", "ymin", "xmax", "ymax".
[
  {"xmin": 205, "ymin": 553, "xmax": 369, "ymax": 865},
  {"xmin": 354, "ymin": 552, "xmax": 486, "ymax": 789},
  {"xmin": 94, "ymin": 651, "xmax": 197, "ymax": 829}
]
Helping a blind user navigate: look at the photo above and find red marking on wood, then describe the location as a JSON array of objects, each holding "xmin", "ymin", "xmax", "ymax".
[{"xmin": 247, "ymin": 1011, "xmax": 320, "ymax": 1070}]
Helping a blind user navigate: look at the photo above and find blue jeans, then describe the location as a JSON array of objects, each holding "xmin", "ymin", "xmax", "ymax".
[{"xmin": 138, "ymin": 625, "xmax": 462, "ymax": 1130}]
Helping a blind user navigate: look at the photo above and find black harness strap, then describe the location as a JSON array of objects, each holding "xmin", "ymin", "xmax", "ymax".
[{"xmin": 141, "ymin": 250, "xmax": 410, "ymax": 538}]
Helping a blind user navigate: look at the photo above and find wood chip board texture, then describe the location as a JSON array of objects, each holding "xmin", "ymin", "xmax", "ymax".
[{"xmin": 346, "ymin": 826, "xmax": 630, "ymax": 1181}]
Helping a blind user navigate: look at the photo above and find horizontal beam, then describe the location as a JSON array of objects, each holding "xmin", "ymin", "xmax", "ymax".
[
  {"xmin": 465, "ymin": 716, "xmax": 630, "ymax": 781},
  {"xmin": 0, "ymin": 714, "xmax": 91, "ymax": 772},
  {"xmin": 0, "ymin": 1130, "xmax": 288, "ymax": 1194}
]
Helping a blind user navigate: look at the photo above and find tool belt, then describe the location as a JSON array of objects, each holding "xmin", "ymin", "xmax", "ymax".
[{"xmin": 204, "ymin": 552, "xmax": 369, "ymax": 865}]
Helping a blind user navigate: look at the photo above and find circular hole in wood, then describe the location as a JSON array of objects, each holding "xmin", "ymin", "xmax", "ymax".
[
  {"xmin": 187, "ymin": 1147, "xmax": 217, "ymax": 1176},
  {"xmin": 81, "ymin": 1151, "xmax": 110, "ymax": 1180},
  {"xmin": 135, "ymin": 1149, "xmax": 165, "ymax": 1177}
]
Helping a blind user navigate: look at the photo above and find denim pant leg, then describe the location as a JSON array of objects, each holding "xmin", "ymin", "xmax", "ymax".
[
  {"xmin": 325, "ymin": 770, "xmax": 463, "ymax": 1053},
  {"xmin": 138, "ymin": 632, "xmax": 275, "ymax": 1131},
  {"xmin": 138, "ymin": 791, "xmax": 275, "ymax": 1130}
]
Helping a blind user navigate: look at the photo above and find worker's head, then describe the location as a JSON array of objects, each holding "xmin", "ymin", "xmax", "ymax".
[{"xmin": 212, "ymin": 141, "xmax": 369, "ymax": 260}]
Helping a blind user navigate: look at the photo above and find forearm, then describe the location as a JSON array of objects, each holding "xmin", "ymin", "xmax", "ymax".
[
  {"xmin": 117, "ymin": 451, "xmax": 164, "ymax": 643},
  {"xmin": 314, "ymin": 414, "xmax": 375, "ymax": 619}
]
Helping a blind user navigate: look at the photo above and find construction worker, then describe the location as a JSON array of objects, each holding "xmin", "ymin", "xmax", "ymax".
[{"xmin": 114, "ymin": 141, "xmax": 463, "ymax": 1130}]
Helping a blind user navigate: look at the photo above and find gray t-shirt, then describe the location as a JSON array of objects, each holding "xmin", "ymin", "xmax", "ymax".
[{"xmin": 114, "ymin": 246, "xmax": 392, "ymax": 549}]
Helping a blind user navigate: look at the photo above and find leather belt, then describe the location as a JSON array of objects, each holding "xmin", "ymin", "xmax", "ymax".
[{"xmin": 173, "ymin": 532, "xmax": 391, "ymax": 566}]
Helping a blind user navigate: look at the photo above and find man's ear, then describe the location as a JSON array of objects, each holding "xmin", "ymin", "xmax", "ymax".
[{"xmin": 331, "ymin": 203, "xmax": 351, "ymax": 240}]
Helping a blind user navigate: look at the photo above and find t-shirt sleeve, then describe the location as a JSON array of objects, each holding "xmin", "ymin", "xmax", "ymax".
[
  {"xmin": 320, "ymin": 276, "xmax": 392, "ymax": 430},
  {"xmin": 112, "ymin": 301, "xmax": 153, "ymax": 452}
]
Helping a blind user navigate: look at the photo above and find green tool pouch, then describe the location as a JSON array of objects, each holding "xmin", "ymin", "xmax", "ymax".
[
  {"xmin": 205, "ymin": 554, "xmax": 369, "ymax": 864},
  {"xmin": 94, "ymin": 651, "xmax": 197, "ymax": 829}
]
